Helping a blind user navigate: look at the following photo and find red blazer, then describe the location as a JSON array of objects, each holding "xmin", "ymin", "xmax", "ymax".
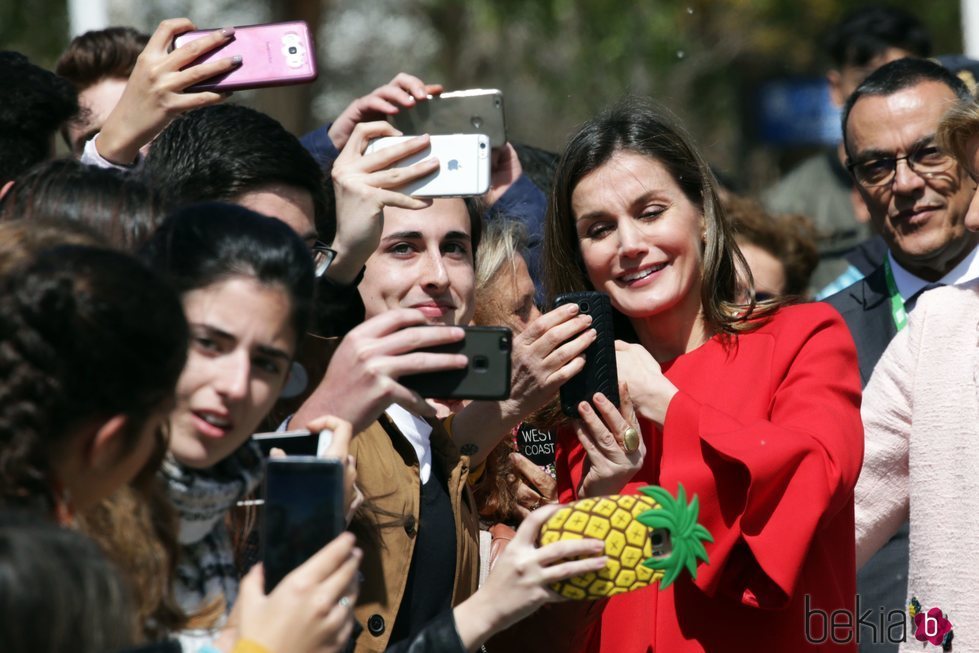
[{"xmin": 556, "ymin": 303, "xmax": 863, "ymax": 652}]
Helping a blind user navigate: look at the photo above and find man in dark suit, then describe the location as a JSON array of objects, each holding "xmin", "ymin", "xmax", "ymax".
[{"xmin": 825, "ymin": 58, "xmax": 979, "ymax": 652}]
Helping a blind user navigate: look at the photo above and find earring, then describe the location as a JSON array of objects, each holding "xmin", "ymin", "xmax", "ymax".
[{"xmin": 51, "ymin": 480, "xmax": 75, "ymax": 526}]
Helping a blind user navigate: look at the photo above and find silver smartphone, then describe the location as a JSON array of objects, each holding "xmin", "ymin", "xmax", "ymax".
[
  {"xmin": 390, "ymin": 88, "xmax": 506, "ymax": 147},
  {"xmin": 366, "ymin": 133, "xmax": 491, "ymax": 197}
]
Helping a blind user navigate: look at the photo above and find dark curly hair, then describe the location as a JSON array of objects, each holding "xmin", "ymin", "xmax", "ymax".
[
  {"xmin": 0, "ymin": 159, "xmax": 164, "ymax": 251},
  {"xmin": 0, "ymin": 246, "xmax": 188, "ymax": 513},
  {"xmin": 724, "ymin": 195, "xmax": 820, "ymax": 297},
  {"xmin": 0, "ymin": 51, "xmax": 78, "ymax": 184}
]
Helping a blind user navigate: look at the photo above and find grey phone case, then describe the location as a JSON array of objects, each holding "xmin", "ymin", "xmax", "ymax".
[{"xmin": 399, "ymin": 326, "xmax": 512, "ymax": 400}]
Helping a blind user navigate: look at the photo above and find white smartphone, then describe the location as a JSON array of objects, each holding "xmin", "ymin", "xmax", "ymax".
[
  {"xmin": 389, "ymin": 89, "xmax": 507, "ymax": 147},
  {"xmin": 365, "ymin": 133, "xmax": 491, "ymax": 197}
]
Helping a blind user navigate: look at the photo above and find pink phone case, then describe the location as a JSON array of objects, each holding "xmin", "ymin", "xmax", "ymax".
[{"xmin": 172, "ymin": 20, "xmax": 317, "ymax": 92}]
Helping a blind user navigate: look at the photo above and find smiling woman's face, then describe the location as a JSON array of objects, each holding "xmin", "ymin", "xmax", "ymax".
[
  {"xmin": 572, "ymin": 150, "xmax": 704, "ymax": 321},
  {"xmin": 168, "ymin": 276, "xmax": 296, "ymax": 469}
]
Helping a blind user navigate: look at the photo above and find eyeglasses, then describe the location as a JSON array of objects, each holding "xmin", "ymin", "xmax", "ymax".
[
  {"xmin": 310, "ymin": 241, "xmax": 337, "ymax": 278},
  {"xmin": 847, "ymin": 145, "xmax": 955, "ymax": 188}
]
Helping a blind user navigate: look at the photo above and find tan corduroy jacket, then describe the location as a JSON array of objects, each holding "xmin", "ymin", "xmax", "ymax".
[{"xmin": 348, "ymin": 412, "xmax": 479, "ymax": 653}]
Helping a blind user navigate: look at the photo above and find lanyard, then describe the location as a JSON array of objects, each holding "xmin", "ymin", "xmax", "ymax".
[{"xmin": 883, "ymin": 258, "xmax": 908, "ymax": 332}]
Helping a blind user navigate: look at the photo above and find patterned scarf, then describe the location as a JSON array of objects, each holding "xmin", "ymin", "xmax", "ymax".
[{"xmin": 161, "ymin": 441, "xmax": 263, "ymax": 615}]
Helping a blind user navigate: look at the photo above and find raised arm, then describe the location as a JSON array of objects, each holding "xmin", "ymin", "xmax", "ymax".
[
  {"xmin": 327, "ymin": 72, "xmax": 442, "ymax": 152},
  {"xmin": 94, "ymin": 18, "xmax": 237, "ymax": 166}
]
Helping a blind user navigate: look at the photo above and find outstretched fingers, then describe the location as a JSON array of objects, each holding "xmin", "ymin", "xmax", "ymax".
[
  {"xmin": 144, "ymin": 18, "xmax": 198, "ymax": 54},
  {"xmin": 168, "ymin": 26, "xmax": 235, "ymax": 68}
]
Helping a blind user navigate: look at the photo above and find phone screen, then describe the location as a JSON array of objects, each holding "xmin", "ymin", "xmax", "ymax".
[{"xmin": 262, "ymin": 457, "xmax": 345, "ymax": 592}]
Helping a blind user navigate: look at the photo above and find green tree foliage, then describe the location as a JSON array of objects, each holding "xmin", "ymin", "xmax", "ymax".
[
  {"xmin": 0, "ymin": 0, "xmax": 966, "ymax": 188},
  {"xmin": 0, "ymin": 0, "xmax": 69, "ymax": 67},
  {"xmin": 409, "ymin": 0, "xmax": 962, "ymax": 184}
]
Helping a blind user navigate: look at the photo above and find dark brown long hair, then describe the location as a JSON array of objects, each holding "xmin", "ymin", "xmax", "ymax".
[{"xmin": 544, "ymin": 97, "xmax": 774, "ymax": 339}]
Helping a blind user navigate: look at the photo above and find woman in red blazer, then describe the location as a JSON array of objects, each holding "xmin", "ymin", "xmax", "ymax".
[{"xmin": 541, "ymin": 97, "xmax": 864, "ymax": 652}]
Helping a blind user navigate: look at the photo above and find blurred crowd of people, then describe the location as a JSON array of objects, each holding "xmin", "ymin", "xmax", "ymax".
[{"xmin": 2, "ymin": 4, "xmax": 979, "ymax": 653}]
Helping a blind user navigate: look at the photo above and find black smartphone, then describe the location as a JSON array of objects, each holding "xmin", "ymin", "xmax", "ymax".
[
  {"xmin": 262, "ymin": 457, "xmax": 345, "ymax": 592},
  {"xmin": 252, "ymin": 429, "xmax": 319, "ymax": 457},
  {"xmin": 553, "ymin": 291, "xmax": 619, "ymax": 417},
  {"xmin": 116, "ymin": 642, "xmax": 182, "ymax": 653},
  {"xmin": 399, "ymin": 326, "xmax": 512, "ymax": 400}
]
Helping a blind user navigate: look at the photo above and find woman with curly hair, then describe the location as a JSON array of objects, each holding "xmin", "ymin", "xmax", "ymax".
[{"xmin": 0, "ymin": 244, "xmax": 188, "ymax": 519}]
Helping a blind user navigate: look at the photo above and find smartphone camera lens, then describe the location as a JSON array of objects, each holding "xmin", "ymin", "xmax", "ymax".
[
  {"xmin": 289, "ymin": 46, "xmax": 298, "ymax": 54},
  {"xmin": 480, "ymin": 142, "xmax": 487, "ymax": 149},
  {"xmin": 579, "ymin": 301, "xmax": 591, "ymax": 313}
]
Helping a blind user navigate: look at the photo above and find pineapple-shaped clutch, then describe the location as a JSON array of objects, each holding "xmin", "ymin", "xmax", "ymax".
[{"xmin": 539, "ymin": 484, "xmax": 712, "ymax": 599}]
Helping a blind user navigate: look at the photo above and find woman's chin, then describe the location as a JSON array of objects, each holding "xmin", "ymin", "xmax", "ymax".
[
  {"xmin": 169, "ymin": 443, "xmax": 215, "ymax": 470},
  {"xmin": 608, "ymin": 292, "xmax": 674, "ymax": 320}
]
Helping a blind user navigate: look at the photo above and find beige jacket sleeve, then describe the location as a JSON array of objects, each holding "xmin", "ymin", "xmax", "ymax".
[{"xmin": 854, "ymin": 318, "xmax": 917, "ymax": 569}]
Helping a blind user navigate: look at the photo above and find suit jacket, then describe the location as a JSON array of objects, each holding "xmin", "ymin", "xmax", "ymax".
[
  {"xmin": 823, "ymin": 264, "xmax": 906, "ymax": 653},
  {"xmin": 824, "ymin": 264, "xmax": 898, "ymax": 387}
]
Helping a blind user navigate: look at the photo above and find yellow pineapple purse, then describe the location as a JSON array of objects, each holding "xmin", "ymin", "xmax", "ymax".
[{"xmin": 538, "ymin": 484, "xmax": 712, "ymax": 599}]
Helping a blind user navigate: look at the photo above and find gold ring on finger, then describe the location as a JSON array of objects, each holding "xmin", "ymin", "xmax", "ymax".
[{"xmin": 622, "ymin": 426, "xmax": 640, "ymax": 453}]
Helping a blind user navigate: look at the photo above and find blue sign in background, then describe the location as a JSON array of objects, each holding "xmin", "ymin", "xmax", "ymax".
[{"xmin": 757, "ymin": 78, "xmax": 841, "ymax": 146}]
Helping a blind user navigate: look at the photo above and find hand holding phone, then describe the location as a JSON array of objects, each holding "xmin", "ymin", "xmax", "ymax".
[
  {"xmin": 365, "ymin": 134, "xmax": 491, "ymax": 197},
  {"xmin": 328, "ymin": 121, "xmax": 438, "ymax": 284},
  {"xmin": 572, "ymin": 381, "xmax": 644, "ymax": 497},
  {"xmin": 289, "ymin": 309, "xmax": 468, "ymax": 434},
  {"xmin": 262, "ymin": 456, "xmax": 346, "ymax": 592},
  {"xmin": 399, "ymin": 326, "xmax": 512, "ymax": 400},
  {"xmin": 237, "ymin": 533, "xmax": 359, "ymax": 653},
  {"xmin": 328, "ymin": 72, "xmax": 444, "ymax": 151},
  {"xmin": 94, "ymin": 17, "xmax": 237, "ymax": 165},
  {"xmin": 552, "ymin": 292, "xmax": 619, "ymax": 417},
  {"xmin": 172, "ymin": 20, "xmax": 318, "ymax": 91}
]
